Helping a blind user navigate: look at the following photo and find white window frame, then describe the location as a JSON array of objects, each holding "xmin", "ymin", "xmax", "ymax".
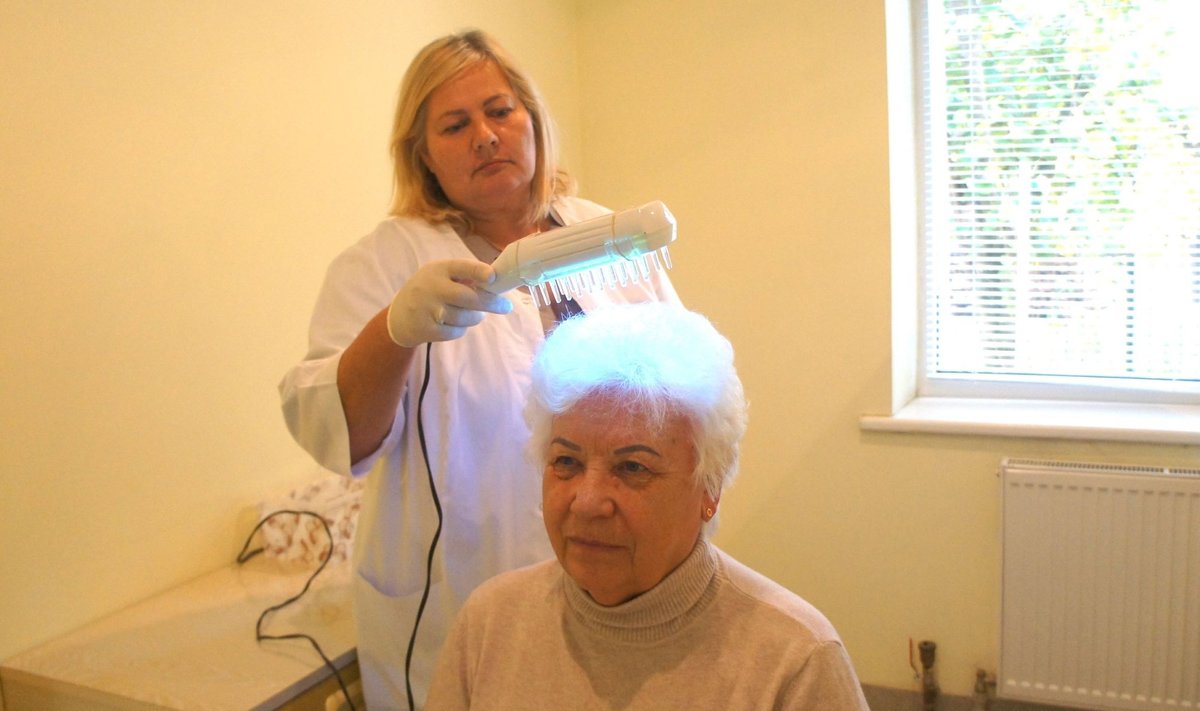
[{"xmin": 862, "ymin": 0, "xmax": 1200, "ymax": 445}]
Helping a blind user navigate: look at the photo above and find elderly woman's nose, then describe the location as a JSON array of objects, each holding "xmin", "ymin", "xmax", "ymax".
[{"xmin": 570, "ymin": 471, "xmax": 615, "ymax": 516}]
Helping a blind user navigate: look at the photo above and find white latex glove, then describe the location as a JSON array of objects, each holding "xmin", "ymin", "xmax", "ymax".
[{"xmin": 386, "ymin": 259, "xmax": 513, "ymax": 348}]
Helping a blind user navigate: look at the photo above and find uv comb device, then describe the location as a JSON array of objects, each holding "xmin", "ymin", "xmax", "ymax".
[{"xmin": 484, "ymin": 200, "xmax": 676, "ymax": 307}]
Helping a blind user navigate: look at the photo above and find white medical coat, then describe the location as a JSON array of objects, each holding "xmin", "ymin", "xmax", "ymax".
[{"xmin": 278, "ymin": 197, "xmax": 679, "ymax": 710}]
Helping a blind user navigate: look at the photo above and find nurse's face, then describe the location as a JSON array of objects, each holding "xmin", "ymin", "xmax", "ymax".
[
  {"xmin": 541, "ymin": 393, "xmax": 717, "ymax": 606},
  {"xmin": 420, "ymin": 60, "xmax": 537, "ymax": 219}
]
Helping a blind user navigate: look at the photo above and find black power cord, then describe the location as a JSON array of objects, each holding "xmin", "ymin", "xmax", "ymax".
[
  {"xmin": 237, "ymin": 509, "xmax": 357, "ymax": 711},
  {"xmin": 405, "ymin": 340, "xmax": 443, "ymax": 711},
  {"xmin": 243, "ymin": 340, "xmax": 441, "ymax": 711}
]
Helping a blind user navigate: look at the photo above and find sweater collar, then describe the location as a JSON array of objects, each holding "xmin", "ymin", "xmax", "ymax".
[{"xmin": 562, "ymin": 538, "xmax": 720, "ymax": 643}]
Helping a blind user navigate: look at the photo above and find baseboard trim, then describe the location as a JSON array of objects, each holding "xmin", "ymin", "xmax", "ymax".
[{"xmin": 862, "ymin": 684, "xmax": 1078, "ymax": 711}]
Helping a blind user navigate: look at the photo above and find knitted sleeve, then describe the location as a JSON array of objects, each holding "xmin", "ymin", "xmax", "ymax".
[{"xmin": 778, "ymin": 639, "xmax": 871, "ymax": 710}]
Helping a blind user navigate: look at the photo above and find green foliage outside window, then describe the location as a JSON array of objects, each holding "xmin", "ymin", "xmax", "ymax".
[{"xmin": 927, "ymin": 0, "xmax": 1199, "ymax": 383}]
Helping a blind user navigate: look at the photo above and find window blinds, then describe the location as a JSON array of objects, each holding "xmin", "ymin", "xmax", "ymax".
[{"xmin": 921, "ymin": 0, "xmax": 1200, "ymax": 392}]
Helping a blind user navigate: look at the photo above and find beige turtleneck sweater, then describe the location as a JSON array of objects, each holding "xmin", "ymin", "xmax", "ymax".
[{"xmin": 425, "ymin": 539, "xmax": 870, "ymax": 710}]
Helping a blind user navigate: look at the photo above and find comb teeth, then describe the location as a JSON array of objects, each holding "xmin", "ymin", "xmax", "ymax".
[{"xmin": 529, "ymin": 246, "xmax": 673, "ymax": 308}]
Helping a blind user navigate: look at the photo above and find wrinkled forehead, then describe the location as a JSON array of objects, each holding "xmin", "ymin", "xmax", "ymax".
[{"xmin": 553, "ymin": 390, "xmax": 690, "ymax": 440}]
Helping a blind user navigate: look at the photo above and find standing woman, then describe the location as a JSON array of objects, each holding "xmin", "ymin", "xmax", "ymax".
[{"xmin": 279, "ymin": 30, "xmax": 678, "ymax": 710}]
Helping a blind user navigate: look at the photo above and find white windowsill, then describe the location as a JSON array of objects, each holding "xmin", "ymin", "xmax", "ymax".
[{"xmin": 860, "ymin": 397, "xmax": 1200, "ymax": 445}]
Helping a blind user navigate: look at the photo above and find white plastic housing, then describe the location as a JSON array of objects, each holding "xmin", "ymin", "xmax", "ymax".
[{"xmin": 485, "ymin": 200, "xmax": 676, "ymax": 304}]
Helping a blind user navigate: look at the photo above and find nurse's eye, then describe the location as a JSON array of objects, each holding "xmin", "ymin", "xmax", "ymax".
[
  {"xmin": 441, "ymin": 119, "xmax": 468, "ymax": 135},
  {"xmin": 489, "ymin": 106, "xmax": 514, "ymax": 120}
]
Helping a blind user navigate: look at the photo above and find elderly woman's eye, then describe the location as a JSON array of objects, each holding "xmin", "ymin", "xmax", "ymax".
[
  {"xmin": 617, "ymin": 460, "xmax": 650, "ymax": 476},
  {"xmin": 550, "ymin": 455, "xmax": 580, "ymax": 474}
]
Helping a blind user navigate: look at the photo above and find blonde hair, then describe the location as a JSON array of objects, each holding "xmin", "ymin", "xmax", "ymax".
[{"xmin": 389, "ymin": 30, "xmax": 573, "ymax": 232}]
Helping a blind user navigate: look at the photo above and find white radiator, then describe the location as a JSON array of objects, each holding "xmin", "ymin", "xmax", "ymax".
[{"xmin": 1000, "ymin": 458, "xmax": 1200, "ymax": 711}]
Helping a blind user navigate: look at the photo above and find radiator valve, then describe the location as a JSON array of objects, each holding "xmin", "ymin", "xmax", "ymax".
[
  {"xmin": 919, "ymin": 640, "xmax": 939, "ymax": 710},
  {"xmin": 971, "ymin": 668, "xmax": 997, "ymax": 711}
]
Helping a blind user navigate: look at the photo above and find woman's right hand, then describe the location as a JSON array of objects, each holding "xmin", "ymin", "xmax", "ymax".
[{"xmin": 385, "ymin": 259, "xmax": 514, "ymax": 348}]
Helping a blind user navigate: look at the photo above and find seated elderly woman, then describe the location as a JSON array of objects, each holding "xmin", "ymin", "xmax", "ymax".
[{"xmin": 424, "ymin": 302, "xmax": 869, "ymax": 710}]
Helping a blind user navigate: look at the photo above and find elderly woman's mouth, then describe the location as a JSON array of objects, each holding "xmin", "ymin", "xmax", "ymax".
[{"xmin": 567, "ymin": 536, "xmax": 622, "ymax": 551}]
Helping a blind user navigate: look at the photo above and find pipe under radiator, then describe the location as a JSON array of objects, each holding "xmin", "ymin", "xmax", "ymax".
[{"xmin": 999, "ymin": 458, "xmax": 1200, "ymax": 711}]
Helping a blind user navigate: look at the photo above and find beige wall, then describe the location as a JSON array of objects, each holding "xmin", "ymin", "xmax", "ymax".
[
  {"xmin": 3, "ymin": 0, "xmax": 1198, "ymax": 699},
  {"xmin": 0, "ymin": 0, "xmax": 579, "ymax": 662},
  {"xmin": 576, "ymin": 0, "xmax": 1199, "ymax": 696}
]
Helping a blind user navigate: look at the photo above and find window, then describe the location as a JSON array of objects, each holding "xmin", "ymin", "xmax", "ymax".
[{"xmin": 867, "ymin": 0, "xmax": 1200, "ymax": 442}]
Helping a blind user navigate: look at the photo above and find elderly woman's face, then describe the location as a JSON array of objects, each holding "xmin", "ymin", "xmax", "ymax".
[
  {"xmin": 420, "ymin": 60, "xmax": 537, "ymax": 219},
  {"xmin": 541, "ymin": 393, "xmax": 717, "ymax": 606}
]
